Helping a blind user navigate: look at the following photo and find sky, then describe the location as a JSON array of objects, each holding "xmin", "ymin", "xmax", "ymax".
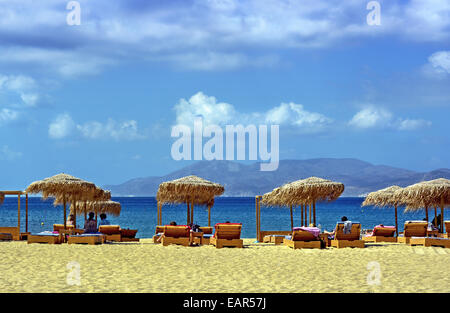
[{"xmin": 0, "ymin": 0, "xmax": 449, "ymax": 189}]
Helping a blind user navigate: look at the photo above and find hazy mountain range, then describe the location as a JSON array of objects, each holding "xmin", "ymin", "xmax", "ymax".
[{"xmin": 104, "ymin": 158, "xmax": 450, "ymax": 197}]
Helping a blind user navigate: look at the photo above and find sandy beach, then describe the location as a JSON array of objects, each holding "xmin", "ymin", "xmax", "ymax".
[{"xmin": 1, "ymin": 239, "xmax": 449, "ymax": 293}]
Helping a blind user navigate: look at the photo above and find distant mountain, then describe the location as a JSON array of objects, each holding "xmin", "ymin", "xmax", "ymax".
[{"xmin": 104, "ymin": 159, "xmax": 450, "ymax": 197}]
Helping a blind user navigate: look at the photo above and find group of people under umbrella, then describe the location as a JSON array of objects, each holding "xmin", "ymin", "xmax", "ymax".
[{"xmin": 25, "ymin": 173, "xmax": 121, "ymax": 233}]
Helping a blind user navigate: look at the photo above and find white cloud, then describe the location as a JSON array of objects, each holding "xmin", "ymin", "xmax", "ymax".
[
  {"xmin": 0, "ymin": 74, "xmax": 40, "ymax": 107},
  {"xmin": 0, "ymin": 108, "xmax": 19, "ymax": 125},
  {"xmin": 0, "ymin": 145, "xmax": 22, "ymax": 161},
  {"xmin": 76, "ymin": 119, "xmax": 145, "ymax": 141},
  {"xmin": 0, "ymin": 0, "xmax": 449, "ymax": 75},
  {"xmin": 426, "ymin": 51, "xmax": 450, "ymax": 77},
  {"xmin": 48, "ymin": 113, "xmax": 75, "ymax": 139},
  {"xmin": 397, "ymin": 119, "xmax": 432, "ymax": 131},
  {"xmin": 174, "ymin": 91, "xmax": 331, "ymax": 132},
  {"xmin": 266, "ymin": 102, "xmax": 331, "ymax": 129},
  {"xmin": 349, "ymin": 106, "xmax": 432, "ymax": 131},
  {"xmin": 349, "ymin": 107, "xmax": 393, "ymax": 129}
]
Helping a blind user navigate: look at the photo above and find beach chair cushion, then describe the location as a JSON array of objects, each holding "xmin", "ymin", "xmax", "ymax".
[
  {"xmin": 98, "ymin": 225, "xmax": 121, "ymax": 235},
  {"xmin": 334, "ymin": 223, "xmax": 361, "ymax": 241},
  {"xmin": 403, "ymin": 222, "xmax": 427, "ymax": 237},
  {"xmin": 290, "ymin": 229, "xmax": 319, "ymax": 241},
  {"xmin": 163, "ymin": 225, "xmax": 190, "ymax": 238},
  {"xmin": 372, "ymin": 225, "xmax": 396, "ymax": 237},
  {"xmin": 120, "ymin": 229, "xmax": 138, "ymax": 238},
  {"xmin": 213, "ymin": 223, "xmax": 242, "ymax": 240},
  {"xmin": 199, "ymin": 226, "xmax": 213, "ymax": 234}
]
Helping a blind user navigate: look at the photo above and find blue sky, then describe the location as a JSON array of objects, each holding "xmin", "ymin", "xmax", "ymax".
[{"xmin": 0, "ymin": 0, "xmax": 449, "ymax": 189}]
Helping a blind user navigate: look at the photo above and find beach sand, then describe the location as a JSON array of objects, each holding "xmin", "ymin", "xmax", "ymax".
[{"xmin": 1, "ymin": 239, "xmax": 449, "ymax": 293}]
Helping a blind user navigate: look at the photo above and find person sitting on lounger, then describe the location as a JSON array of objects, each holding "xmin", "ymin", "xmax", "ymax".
[
  {"xmin": 169, "ymin": 221, "xmax": 177, "ymax": 226},
  {"xmin": 98, "ymin": 213, "xmax": 111, "ymax": 226},
  {"xmin": 84, "ymin": 212, "xmax": 98, "ymax": 233},
  {"xmin": 324, "ymin": 216, "xmax": 351, "ymax": 238},
  {"xmin": 431, "ymin": 214, "xmax": 442, "ymax": 230},
  {"xmin": 66, "ymin": 214, "xmax": 75, "ymax": 227}
]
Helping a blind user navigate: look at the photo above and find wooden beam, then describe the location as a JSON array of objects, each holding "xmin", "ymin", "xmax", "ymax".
[
  {"xmin": 425, "ymin": 206, "xmax": 429, "ymax": 222},
  {"xmin": 313, "ymin": 201, "xmax": 316, "ymax": 226},
  {"xmin": 26, "ymin": 193, "xmax": 28, "ymax": 233},
  {"xmin": 63, "ymin": 197, "xmax": 67, "ymax": 229},
  {"xmin": 441, "ymin": 196, "xmax": 445, "ymax": 233},
  {"xmin": 301, "ymin": 204, "xmax": 303, "ymax": 227},
  {"xmin": 17, "ymin": 194, "xmax": 21, "ymax": 230},
  {"xmin": 309, "ymin": 203, "xmax": 312, "ymax": 225},
  {"xmin": 208, "ymin": 204, "xmax": 211, "ymax": 227},
  {"xmin": 395, "ymin": 204, "xmax": 398, "ymax": 237},
  {"xmin": 290, "ymin": 204, "xmax": 293, "ymax": 231},
  {"xmin": 187, "ymin": 202, "xmax": 190, "ymax": 225}
]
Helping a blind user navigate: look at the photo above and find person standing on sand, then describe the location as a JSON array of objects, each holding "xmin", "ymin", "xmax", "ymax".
[{"xmin": 84, "ymin": 212, "xmax": 98, "ymax": 233}]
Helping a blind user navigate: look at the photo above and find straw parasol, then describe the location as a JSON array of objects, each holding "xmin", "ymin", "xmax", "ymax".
[
  {"xmin": 70, "ymin": 200, "xmax": 121, "ymax": 217},
  {"xmin": 262, "ymin": 177, "xmax": 345, "ymax": 228},
  {"xmin": 394, "ymin": 178, "xmax": 450, "ymax": 232},
  {"xmin": 26, "ymin": 173, "xmax": 98, "ymax": 228},
  {"xmin": 362, "ymin": 185, "xmax": 403, "ymax": 236},
  {"xmin": 156, "ymin": 175, "xmax": 224, "ymax": 226}
]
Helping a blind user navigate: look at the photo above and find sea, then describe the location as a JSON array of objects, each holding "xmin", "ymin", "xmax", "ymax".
[{"xmin": 0, "ymin": 197, "xmax": 427, "ymax": 239}]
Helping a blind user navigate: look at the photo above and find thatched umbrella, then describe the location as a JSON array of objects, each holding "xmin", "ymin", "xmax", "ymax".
[
  {"xmin": 156, "ymin": 175, "xmax": 224, "ymax": 226},
  {"xmin": 394, "ymin": 178, "xmax": 450, "ymax": 233},
  {"xmin": 262, "ymin": 177, "xmax": 345, "ymax": 227},
  {"xmin": 26, "ymin": 173, "xmax": 98, "ymax": 228},
  {"xmin": 362, "ymin": 185, "xmax": 403, "ymax": 236},
  {"xmin": 70, "ymin": 200, "xmax": 121, "ymax": 217}
]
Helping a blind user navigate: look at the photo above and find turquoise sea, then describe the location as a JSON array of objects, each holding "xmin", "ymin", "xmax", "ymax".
[{"xmin": 0, "ymin": 197, "xmax": 428, "ymax": 238}]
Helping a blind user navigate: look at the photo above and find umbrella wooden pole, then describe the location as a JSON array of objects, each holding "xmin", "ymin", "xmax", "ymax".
[
  {"xmin": 17, "ymin": 194, "xmax": 20, "ymax": 230},
  {"xmin": 441, "ymin": 196, "xmax": 444, "ymax": 233},
  {"xmin": 258, "ymin": 197, "xmax": 261, "ymax": 241},
  {"xmin": 63, "ymin": 197, "xmax": 67, "ymax": 229},
  {"xmin": 309, "ymin": 203, "xmax": 312, "ymax": 225},
  {"xmin": 425, "ymin": 206, "xmax": 429, "ymax": 222},
  {"xmin": 73, "ymin": 202, "xmax": 77, "ymax": 228},
  {"xmin": 304, "ymin": 204, "xmax": 307, "ymax": 226},
  {"xmin": 208, "ymin": 205, "xmax": 211, "ymax": 227},
  {"xmin": 313, "ymin": 202, "xmax": 316, "ymax": 226},
  {"xmin": 290, "ymin": 205, "xmax": 293, "ymax": 231},
  {"xmin": 191, "ymin": 200, "xmax": 194, "ymax": 224},
  {"xmin": 434, "ymin": 205, "xmax": 437, "ymax": 227},
  {"xmin": 26, "ymin": 193, "xmax": 28, "ymax": 233},
  {"xmin": 255, "ymin": 197, "xmax": 259, "ymax": 241},
  {"xmin": 301, "ymin": 204, "xmax": 304, "ymax": 227},
  {"xmin": 395, "ymin": 204, "xmax": 398, "ymax": 237},
  {"xmin": 187, "ymin": 202, "xmax": 190, "ymax": 225}
]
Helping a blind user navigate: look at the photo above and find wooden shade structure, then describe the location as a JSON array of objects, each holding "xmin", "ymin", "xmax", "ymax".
[
  {"xmin": 26, "ymin": 173, "xmax": 98, "ymax": 229},
  {"xmin": 0, "ymin": 190, "xmax": 29, "ymax": 234},
  {"xmin": 362, "ymin": 185, "xmax": 403, "ymax": 237},
  {"xmin": 69, "ymin": 200, "xmax": 121, "ymax": 217},
  {"xmin": 394, "ymin": 178, "xmax": 450, "ymax": 233},
  {"xmin": 257, "ymin": 177, "xmax": 345, "ymax": 242},
  {"xmin": 156, "ymin": 175, "xmax": 224, "ymax": 226}
]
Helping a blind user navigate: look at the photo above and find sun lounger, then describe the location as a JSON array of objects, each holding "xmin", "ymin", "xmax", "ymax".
[
  {"xmin": 153, "ymin": 226, "xmax": 165, "ymax": 243},
  {"xmin": 210, "ymin": 223, "xmax": 243, "ymax": 248},
  {"xmin": 27, "ymin": 232, "xmax": 63, "ymax": 244},
  {"xmin": 331, "ymin": 222, "xmax": 365, "ymax": 248},
  {"xmin": 445, "ymin": 221, "xmax": 450, "ymax": 239},
  {"xmin": 363, "ymin": 225, "xmax": 397, "ymax": 243},
  {"xmin": 409, "ymin": 236, "xmax": 450, "ymax": 248},
  {"xmin": 161, "ymin": 225, "xmax": 191, "ymax": 247},
  {"xmin": 284, "ymin": 227, "xmax": 321, "ymax": 249},
  {"xmin": 120, "ymin": 228, "xmax": 139, "ymax": 242},
  {"xmin": 0, "ymin": 233, "xmax": 13, "ymax": 241},
  {"xmin": 53, "ymin": 224, "xmax": 74, "ymax": 232},
  {"xmin": 397, "ymin": 221, "xmax": 428, "ymax": 244},
  {"xmin": 67, "ymin": 233, "xmax": 105, "ymax": 245},
  {"xmin": 99, "ymin": 225, "xmax": 122, "ymax": 242},
  {"xmin": 0, "ymin": 227, "xmax": 20, "ymax": 241}
]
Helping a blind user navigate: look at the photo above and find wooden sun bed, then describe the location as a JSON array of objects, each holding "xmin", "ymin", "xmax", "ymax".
[
  {"xmin": 397, "ymin": 221, "xmax": 428, "ymax": 244},
  {"xmin": 193, "ymin": 226, "xmax": 213, "ymax": 245},
  {"xmin": 409, "ymin": 237, "xmax": 450, "ymax": 248},
  {"xmin": 331, "ymin": 223, "xmax": 365, "ymax": 248},
  {"xmin": 27, "ymin": 233, "xmax": 63, "ymax": 244},
  {"xmin": 67, "ymin": 234, "xmax": 105, "ymax": 245},
  {"xmin": 0, "ymin": 227, "xmax": 20, "ymax": 241},
  {"xmin": 284, "ymin": 229, "xmax": 321, "ymax": 249},
  {"xmin": 363, "ymin": 226, "xmax": 397, "ymax": 243},
  {"xmin": 210, "ymin": 223, "xmax": 243, "ymax": 249},
  {"xmin": 263, "ymin": 234, "xmax": 285, "ymax": 245},
  {"xmin": 445, "ymin": 221, "xmax": 449, "ymax": 239},
  {"xmin": 161, "ymin": 225, "xmax": 191, "ymax": 247},
  {"xmin": 99, "ymin": 225, "xmax": 121, "ymax": 242}
]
